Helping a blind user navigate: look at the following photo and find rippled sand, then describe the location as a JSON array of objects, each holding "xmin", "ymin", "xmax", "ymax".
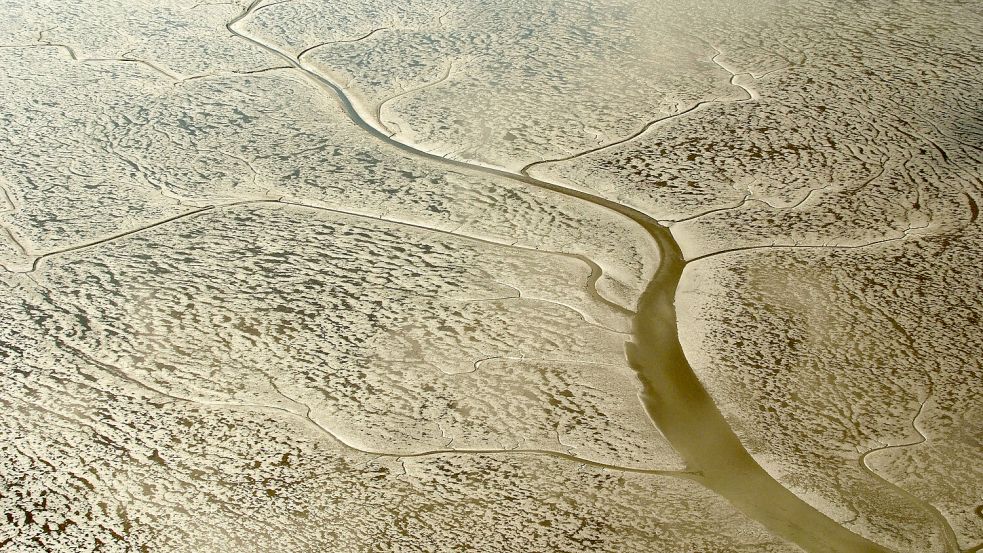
[{"xmin": 1, "ymin": 1, "xmax": 980, "ymax": 551}]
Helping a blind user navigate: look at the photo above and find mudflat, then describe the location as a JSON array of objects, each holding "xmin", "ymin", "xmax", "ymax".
[{"xmin": 1, "ymin": 1, "xmax": 980, "ymax": 552}]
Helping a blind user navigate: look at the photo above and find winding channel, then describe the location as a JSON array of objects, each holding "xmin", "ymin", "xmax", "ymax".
[{"xmin": 228, "ymin": 2, "xmax": 895, "ymax": 551}]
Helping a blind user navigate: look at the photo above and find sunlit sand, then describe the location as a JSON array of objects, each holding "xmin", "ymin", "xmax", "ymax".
[{"xmin": 1, "ymin": 1, "xmax": 980, "ymax": 551}]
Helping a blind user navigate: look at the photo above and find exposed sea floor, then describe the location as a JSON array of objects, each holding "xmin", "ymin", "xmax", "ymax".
[{"xmin": 0, "ymin": 1, "xmax": 980, "ymax": 551}]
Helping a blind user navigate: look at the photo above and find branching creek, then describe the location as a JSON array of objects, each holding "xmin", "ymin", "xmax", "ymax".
[{"xmin": 228, "ymin": 1, "xmax": 899, "ymax": 551}]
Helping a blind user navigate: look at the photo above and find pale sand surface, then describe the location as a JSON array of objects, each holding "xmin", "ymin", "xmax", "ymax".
[{"xmin": 1, "ymin": 0, "xmax": 980, "ymax": 551}]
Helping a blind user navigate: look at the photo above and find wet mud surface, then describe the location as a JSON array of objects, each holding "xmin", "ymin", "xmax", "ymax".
[{"xmin": 1, "ymin": 1, "xmax": 980, "ymax": 551}]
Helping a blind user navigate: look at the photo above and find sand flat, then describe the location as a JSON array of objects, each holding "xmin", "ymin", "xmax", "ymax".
[{"xmin": 1, "ymin": 0, "xmax": 980, "ymax": 551}]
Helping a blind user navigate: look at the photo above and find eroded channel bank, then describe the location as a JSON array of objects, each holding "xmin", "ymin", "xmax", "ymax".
[{"xmin": 228, "ymin": 2, "xmax": 894, "ymax": 551}]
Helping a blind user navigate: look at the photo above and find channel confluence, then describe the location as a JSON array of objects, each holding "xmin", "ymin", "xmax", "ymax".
[{"xmin": 227, "ymin": 1, "xmax": 897, "ymax": 551}]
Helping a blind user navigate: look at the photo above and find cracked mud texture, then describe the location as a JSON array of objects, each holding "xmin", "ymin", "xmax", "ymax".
[{"xmin": 1, "ymin": 0, "xmax": 981, "ymax": 552}]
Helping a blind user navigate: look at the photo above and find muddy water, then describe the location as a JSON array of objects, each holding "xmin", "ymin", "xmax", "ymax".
[{"xmin": 228, "ymin": 2, "xmax": 894, "ymax": 551}]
